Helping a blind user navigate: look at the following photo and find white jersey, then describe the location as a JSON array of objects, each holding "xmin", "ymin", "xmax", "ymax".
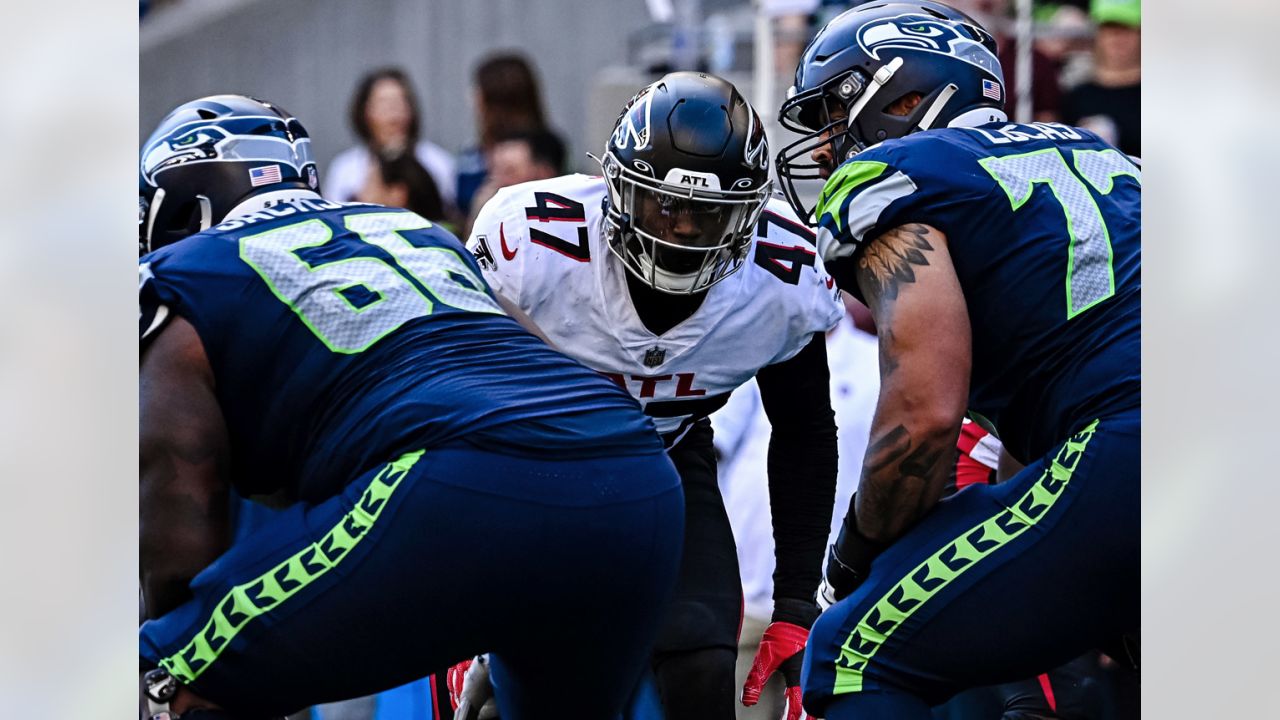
[{"xmin": 466, "ymin": 173, "xmax": 842, "ymax": 441}]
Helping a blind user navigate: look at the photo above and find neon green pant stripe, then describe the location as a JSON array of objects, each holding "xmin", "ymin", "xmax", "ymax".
[
  {"xmin": 159, "ymin": 449, "xmax": 425, "ymax": 684},
  {"xmin": 832, "ymin": 420, "xmax": 1099, "ymax": 694}
]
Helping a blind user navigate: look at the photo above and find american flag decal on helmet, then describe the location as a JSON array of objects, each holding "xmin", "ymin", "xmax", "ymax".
[
  {"xmin": 249, "ymin": 164, "xmax": 282, "ymax": 186},
  {"xmin": 981, "ymin": 79, "xmax": 1002, "ymax": 101}
]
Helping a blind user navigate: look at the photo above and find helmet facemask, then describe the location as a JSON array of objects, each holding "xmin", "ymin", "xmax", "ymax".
[
  {"xmin": 776, "ymin": 57, "xmax": 920, "ymax": 225},
  {"xmin": 777, "ymin": 80, "xmax": 862, "ymax": 226},
  {"xmin": 600, "ymin": 150, "xmax": 768, "ymax": 295}
]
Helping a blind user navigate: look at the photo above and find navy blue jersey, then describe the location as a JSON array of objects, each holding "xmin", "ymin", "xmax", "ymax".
[
  {"xmin": 140, "ymin": 198, "xmax": 661, "ymax": 501},
  {"xmin": 814, "ymin": 122, "xmax": 1140, "ymax": 461}
]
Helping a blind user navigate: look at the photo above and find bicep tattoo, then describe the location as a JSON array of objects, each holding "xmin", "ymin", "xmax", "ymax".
[{"xmin": 855, "ymin": 223, "xmax": 936, "ymax": 303}]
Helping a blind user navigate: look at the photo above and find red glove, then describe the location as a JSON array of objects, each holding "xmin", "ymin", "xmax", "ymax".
[
  {"xmin": 447, "ymin": 654, "xmax": 497, "ymax": 720},
  {"xmin": 741, "ymin": 621, "xmax": 811, "ymax": 720},
  {"xmin": 446, "ymin": 658, "xmax": 472, "ymax": 710}
]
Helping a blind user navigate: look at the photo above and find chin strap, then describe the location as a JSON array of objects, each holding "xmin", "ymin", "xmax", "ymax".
[
  {"xmin": 195, "ymin": 195, "xmax": 212, "ymax": 233},
  {"xmin": 916, "ymin": 83, "xmax": 959, "ymax": 132},
  {"xmin": 143, "ymin": 187, "xmax": 167, "ymax": 254}
]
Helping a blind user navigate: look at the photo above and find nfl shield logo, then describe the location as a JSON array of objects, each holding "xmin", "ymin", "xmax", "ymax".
[{"xmin": 644, "ymin": 346, "xmax": 666, "ymax": 368}]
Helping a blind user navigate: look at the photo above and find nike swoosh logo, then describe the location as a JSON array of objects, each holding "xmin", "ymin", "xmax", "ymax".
[{"xmin": 500, "ymin": 222, "xmax": 517, "ymax": 261}]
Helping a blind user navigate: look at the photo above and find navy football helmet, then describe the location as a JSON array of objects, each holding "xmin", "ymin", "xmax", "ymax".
[
  {"xmin": 139, "ymin": 95, "xmax": 319, "ymax": 254},
  {"xmin": 597, "ymin": 72, "xmax": 771, "ymax": 295},
  {"xmin": 776, "ymin": 2, "xmax": 1007, "ymax": 224}
]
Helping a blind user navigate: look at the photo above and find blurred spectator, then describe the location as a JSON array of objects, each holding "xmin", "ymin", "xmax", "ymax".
[
  {"xmin": 1062, "ymin": 0, "xmax": 1141, "ymax": 155},
  {"xmin": 456, "ymin": 53, "xmax": 551, "ymax": 217},
  {"xmin": 364, "ymin": 151, "xmax": 449, "ymax": 226},
  {"xmin": 140, "ymin": 0, "xmax": 180, "ymax": 20},
  {"xmin": 463, "ymin": 129, "xmax": 566, "ymax": 237},
  {"xmin": 327, "ymin": 67, "xmax": 457, "ymax": 217},
  {"xmin": 1037, "ymin": 4, "xmax": 1096, "ymax": 92},
  {"xmin": 948, "ymin": 0, "xmax": 1063, "ymax": 121},
  {"xmin": 487, "ymin": 130, "xmax": 565, "ymax": 192},
  {"xmin": 758, "ymin": 0, "xmax": 822, "ymax": 78}
]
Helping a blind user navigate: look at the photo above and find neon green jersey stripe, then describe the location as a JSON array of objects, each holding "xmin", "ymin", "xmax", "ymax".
[
  {"xmin": 159, "ymin": 449, "xmax": 425, "ymax": 684},
  {"xmin": 832, "ymin": 420, "xmax": 1099, "ymax": 694}
]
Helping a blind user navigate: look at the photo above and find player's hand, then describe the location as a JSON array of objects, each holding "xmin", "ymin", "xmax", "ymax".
[
  {"xmin": 448, "ymin": 654, "xmax": 499, "ymax": 720},
  {"xmin": 446, "ymin": 657, "xmax": 472, "ymax": 710},
  {"xmin": 741, "ymin": 599, "xmax": 819, "ymax": 720},
  {"xmin": 822, "ymin": 497, "xmax": 886, "ymax": 609},
  {"xmin": 816, "ymin": 575, "xmax": 839, "ymax": 611}
]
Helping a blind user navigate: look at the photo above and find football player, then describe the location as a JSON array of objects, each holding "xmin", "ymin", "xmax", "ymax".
[
  {"xmin": 138, "ymin": 95, "xmax": 685, "ymax": 719},
  {"xmin": 464, "ymin": 72, "xmax": 843, "ymax": 720},
  {"xmin": 774, "ymin": 4, "xmax": 1140, "ymax": 719}
]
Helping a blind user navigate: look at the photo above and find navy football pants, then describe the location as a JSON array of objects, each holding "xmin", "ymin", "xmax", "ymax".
[
  {"xmin": 140, "ymin": 445, "xmax": 685, "ymax": 719},
  {"xmin": 801, "ymin": 412, "xmax": 1139, "ymax": 718}
]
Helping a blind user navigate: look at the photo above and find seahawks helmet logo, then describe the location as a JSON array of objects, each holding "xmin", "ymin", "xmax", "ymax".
[
  {"xmin": 857, "ymin": 13, "xmax": 996, "ymax": 71},
  {"xmin": 141, "ymin": 126, "xmax": 230, "ymax": 182},
  {"xmin": 140, "ymin": 115, "xmax": 315, "ymax": 185}
]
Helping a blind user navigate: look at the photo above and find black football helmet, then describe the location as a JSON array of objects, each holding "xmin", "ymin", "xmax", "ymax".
[
  {"xmin": 776, "ymin": 2, "xmax": 1007, "ymax": 224},
  {"xmin": 597, "ymin": 72, "xmax": 771, "ymax": 295},
  {"xmin": 139, "ymin": 94, "xmax": 319, "ymax": 254}
]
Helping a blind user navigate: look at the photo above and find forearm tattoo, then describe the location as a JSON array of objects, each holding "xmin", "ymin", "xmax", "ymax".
[
  {"xmin": 853, "ymin": 223, "xmax": 955, "ymax": 540},
  {"xmin": 857, "ymin": 423, "xmax": 954, "ymax": 540}
]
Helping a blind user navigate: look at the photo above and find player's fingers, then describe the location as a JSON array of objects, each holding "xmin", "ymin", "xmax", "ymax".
[
  {"xmin": 781, "ymin": 685, "xmax": 806, "ymax": 720},
  {"xmin": 742, "ymin": 652, "xmax": 779, "ymax": 706},
  {"xmin": 447, "ymin": 659, "xmax": 472, "ymax": 708}
]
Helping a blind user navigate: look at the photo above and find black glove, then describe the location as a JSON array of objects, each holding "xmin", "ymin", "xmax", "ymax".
[{"xmin": 819, "ymin": 496, "xmax": 885, "ymax": 608}]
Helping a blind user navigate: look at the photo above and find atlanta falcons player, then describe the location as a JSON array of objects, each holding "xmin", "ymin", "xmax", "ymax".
[{"xmin": 463, "ymin": 72, "xmax": 842, "ymax": 720}]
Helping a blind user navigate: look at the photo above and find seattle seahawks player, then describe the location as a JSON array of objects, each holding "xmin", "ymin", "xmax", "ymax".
[
  {"xmin": 774, "ymin": 4, "xmax": 1140, "ymax": 718},
  {"xmin": 138, "ymin": 95, "xmax": 685, "ymax": 720},
  {"xmin": 465, "ymin": 73, "xmax": 842, "ymax": 720}
]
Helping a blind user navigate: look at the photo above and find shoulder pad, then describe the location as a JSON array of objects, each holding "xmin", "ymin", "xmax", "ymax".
[{"xmin": 813, "ymin": 154, "xmax": 919, "ymax": 265}]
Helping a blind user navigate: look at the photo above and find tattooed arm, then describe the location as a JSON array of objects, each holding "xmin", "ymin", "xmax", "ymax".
[
  {"xmin": 852, "ymin": 223, "xmax": 971, "ymax": 543},
  {"xmin": 140, "ymin": 316, "xmax": 232, "ymax": 619}
]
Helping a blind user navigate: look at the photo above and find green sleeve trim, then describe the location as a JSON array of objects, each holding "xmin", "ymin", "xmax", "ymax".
[{"xmin": 816, "ymin": 160, "xmax": 888, "ymax": 233}]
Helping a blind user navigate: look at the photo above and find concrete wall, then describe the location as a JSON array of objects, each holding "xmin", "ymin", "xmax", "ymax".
[{"xmin": 140, "ymin": 0, "xmax": 660, "ymax": 179}]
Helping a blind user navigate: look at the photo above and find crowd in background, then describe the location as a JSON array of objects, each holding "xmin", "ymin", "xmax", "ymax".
[
  {"xmin": 766, "ymin": 0, "xmax": 1140, "ymax": 153},
  {"xmin": 359, "ymin": 0, "xmax": 1132, "ymax": 228},
  {"xmin": 324, "ymin": 55, "xmax": 567, "ymax": 239},
  {"xmin": 302, "ymin": 0, "xmax": 1137, "ymax": 241},
  {"xmin": 143, "ymin": 0, "xmax": 1139, "ymax": 229}
]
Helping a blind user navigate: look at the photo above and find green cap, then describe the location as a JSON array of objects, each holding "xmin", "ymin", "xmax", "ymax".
[{"xmin": 1091, "ymin": 0, "xmax": 1141, "ymax": 27}]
